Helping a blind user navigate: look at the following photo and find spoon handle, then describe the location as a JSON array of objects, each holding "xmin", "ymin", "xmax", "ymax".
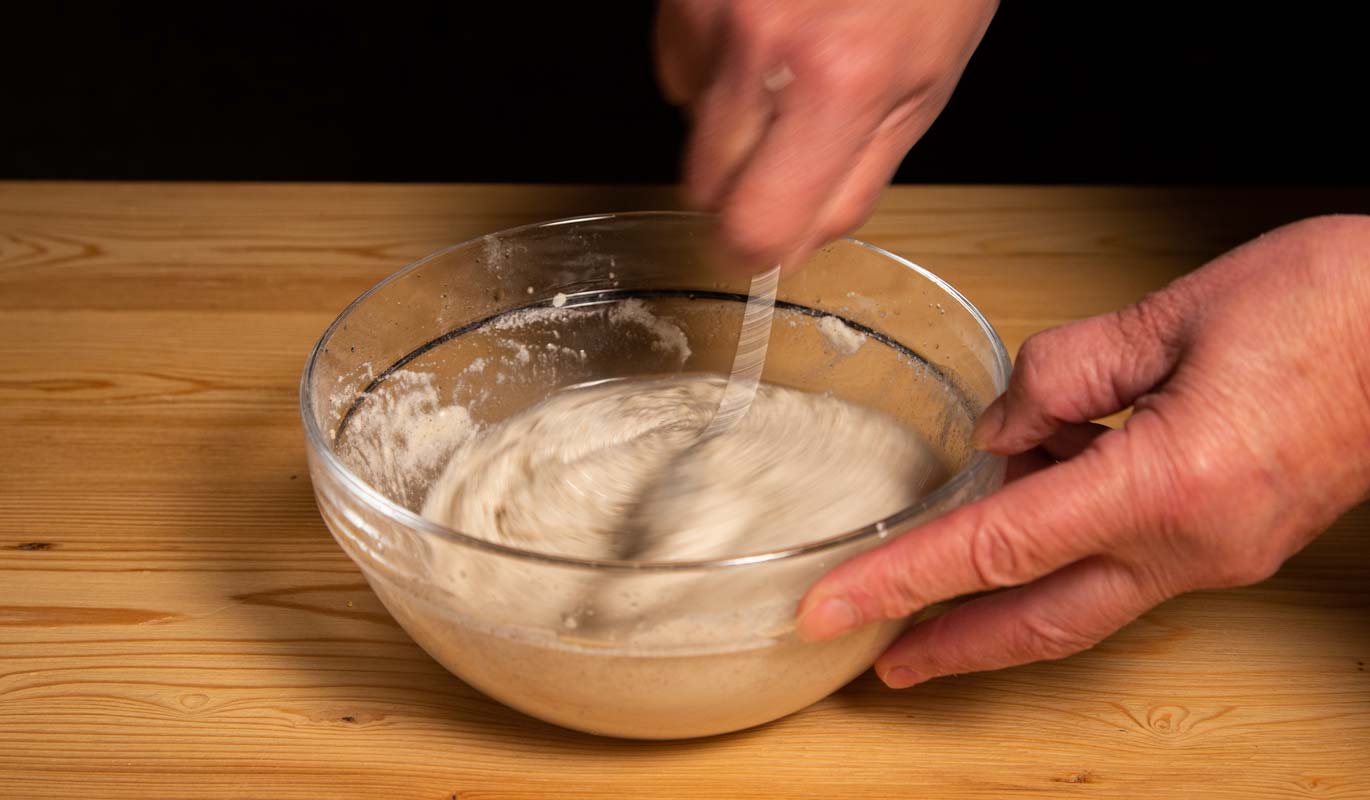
[{"xmin": 700, "ymin": 264, "xmax": 780, "ymax": 439}]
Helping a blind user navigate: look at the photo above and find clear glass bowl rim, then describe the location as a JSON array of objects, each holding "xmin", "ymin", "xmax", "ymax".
[{"xmin": 299, "ymin": 211, "xmax": 1012, "ymax": 573}]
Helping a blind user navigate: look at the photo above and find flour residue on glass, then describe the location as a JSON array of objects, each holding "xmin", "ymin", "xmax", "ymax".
[
  {"xmin": 608, "ymin": 298, "xmax": 692, "ymax": 363},
  {"xmin": 484, "ymin": 299, "xmax": 690, "ymax": 366},
  {"xmin": 335, "ymin": 370, "xmax": 479, "ymax": 508},
  {"xmin": 330, "ymin": 297, "xmax": 696, "ymax": 509},
  {"xmin": 817, "ymin": 314, "xmax": 866, "ymax": 355}
]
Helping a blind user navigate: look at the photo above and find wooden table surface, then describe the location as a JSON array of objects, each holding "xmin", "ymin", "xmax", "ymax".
[{"xmin": 2, "ymin": 182, "xmax": 1368, "ymax": 799}]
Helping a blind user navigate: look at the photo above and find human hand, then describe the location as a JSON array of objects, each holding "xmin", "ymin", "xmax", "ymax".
[
  {"xmin": 655, "ymin": 0, "xmax": 997, "ymax": 271},
  {"xmin": 796, "ymin": 215, "xmax": 1370, "ymax": 688}
]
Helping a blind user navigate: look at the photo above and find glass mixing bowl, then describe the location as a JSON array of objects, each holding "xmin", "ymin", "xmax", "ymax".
[{"xmin": 301, "ymin": 211, "xmax": 1009, "ymax": 739}]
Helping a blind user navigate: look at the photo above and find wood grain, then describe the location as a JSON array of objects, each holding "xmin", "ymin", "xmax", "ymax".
[{"xmin": 2, "ymin": 182, "xmax": 1368, "ymax": 799}]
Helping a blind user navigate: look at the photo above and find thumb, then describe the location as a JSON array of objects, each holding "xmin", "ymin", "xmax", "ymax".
[{"xmin": 975, "ymin": 291, "xmax": 1193, "ymax": 455}]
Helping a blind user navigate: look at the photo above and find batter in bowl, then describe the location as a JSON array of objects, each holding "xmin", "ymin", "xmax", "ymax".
[{"xmin": 421, "ymin": 374, "xmax": 947, "ymax": 563}]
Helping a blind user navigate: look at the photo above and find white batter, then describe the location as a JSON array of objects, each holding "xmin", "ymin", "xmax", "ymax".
[{"xmin": 421, "ymin": 374, "xmax": 947, "ymax": 562}]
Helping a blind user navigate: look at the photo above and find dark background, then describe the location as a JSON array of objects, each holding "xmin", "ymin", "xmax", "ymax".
[{"xmin": 4, "ymin": 3, "xmax": 1366, "ymax": 184}]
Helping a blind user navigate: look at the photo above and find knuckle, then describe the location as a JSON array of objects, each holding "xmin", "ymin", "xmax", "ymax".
[
  {"xmin": 1011, "ymin": 331, "xmax": 1077, "ymax": 419},
  {"xmin": 1111, "ymin": 292, "xmax": 1188, "ymax": 360},
  {"xmin": 1011, "ymin": 334, "xmax": 1051, "ymax": 394},
  {"xmin": 967, "ymin": 511, "xmax": 1034, "ymax": 589},
  {"xmin": 1107, "ymin": 413, "xmax": 1198, "ymax": 538},
  {"xmin": 1014, "ymin": 330, "xmax": 1060, "ymax": 378},
  {"xmin": 1209, "ymin": 537, "xmax": 1284, "ymax": 587},
  {"xmin": 1110, "ymin": 297, "xmax": 1159, "ymax": 344},
  {"xmin": 822, "ymin": 199, "xmax": 874, "ymax": 241},
  {"xmin": 1018, "ymin": 318, "xmax": 1126, "ymax": 422},
  {"xmin": 1120, "ymin": 418, "xmax": 1285, "ymax": 590},
  {"xmin": 1017, "ymin": 612, "xmax": 1099, "ymax": 661},
  {"xmin": 1286, "ymin": 214, "xmax": 1363, "ymax": 246},
  {"xmin": 1278, "ymin": 215, "xmax": 1370, "ymax": 284},
  {"xmin": 1247, "ymin": 545, "xmax": 1287, "ymax": 583}
]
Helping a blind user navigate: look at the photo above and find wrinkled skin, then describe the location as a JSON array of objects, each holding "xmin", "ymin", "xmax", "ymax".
[
  {"xmin": 658, "ymin": 1, "xmax": 1370, "ymax": 688},
  {"xmin": 796, "ymin": 216, "xmax": 1370, "ymax": 687},
  {"xmin": 656, "ymin": 0, "xmax": 997, "ymax": 270}
]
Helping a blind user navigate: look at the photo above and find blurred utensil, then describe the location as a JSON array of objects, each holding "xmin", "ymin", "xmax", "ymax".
[
  {"xmin": 616, "ymin": 264, "xmax": 781, "ymax": 552},
  {"xmin": 700, "ymin": 263, "xmax": 780, "ymax": 439}
]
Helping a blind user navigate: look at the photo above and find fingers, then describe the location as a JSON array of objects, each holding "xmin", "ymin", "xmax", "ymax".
[
  {"xmin": 654, "ymin": 0, "xmax": 726, "ymax": 106},
  {"xmin": 679, "ymin": 2, "xmax": 797, "ymax": 213},
  {"xmin": 1004, "ymin": 450, "xmax": 1053, "ymax": 483},
  {"xmin": 1041, "ymin": 421, "xmax": 1111, "ymax": 460},
  {"xmin": 873, "ymin": 557, "xmax": 1162, "ymax": 688},
  {"xmin": 1003, "ymin": 421, "xmax": 1110, "ymax": 482},
  {"xmin": 711, "ymin": 65, "xmax": 890, "ymax": 270},
  {"xmin": 669, "ymin": 1, "xmax": 999, "ymax": 274},
  {"xmin": 974, "ymin": 294, "xmax": 1194, "ymax": 455},
  {"xmin": 681, "ymin": 47, "xmax": 774, "ymax": 213},
  {"xmin": 797, "ymin": 427, "xmax": 1148, "ymax": 641},
  {"xmin": 796, "ymin": 101, "xmax": 930, "ymax": 253}
]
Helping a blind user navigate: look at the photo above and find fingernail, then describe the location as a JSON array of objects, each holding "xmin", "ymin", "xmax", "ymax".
[
  {"xmin": 881, "ymin": 666, "xmax": 923, "ymax": 689},
  {"xmin": 971, "ymin": 397, "xmax": 1007, "ymax": 450},
  {"xmin": 797, "ymin": 597, "xmax": 862, "ymax": 641}
]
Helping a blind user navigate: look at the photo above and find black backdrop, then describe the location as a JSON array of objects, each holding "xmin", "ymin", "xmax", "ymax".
[{"xmin": 5, "ymin": 3, "xmax": 1366, "ymax": 184}]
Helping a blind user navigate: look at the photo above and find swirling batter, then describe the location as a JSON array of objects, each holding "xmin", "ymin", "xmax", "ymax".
[{"xmin": 421, "ymin": 374, "xmax": 947, "ymax": 561}]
